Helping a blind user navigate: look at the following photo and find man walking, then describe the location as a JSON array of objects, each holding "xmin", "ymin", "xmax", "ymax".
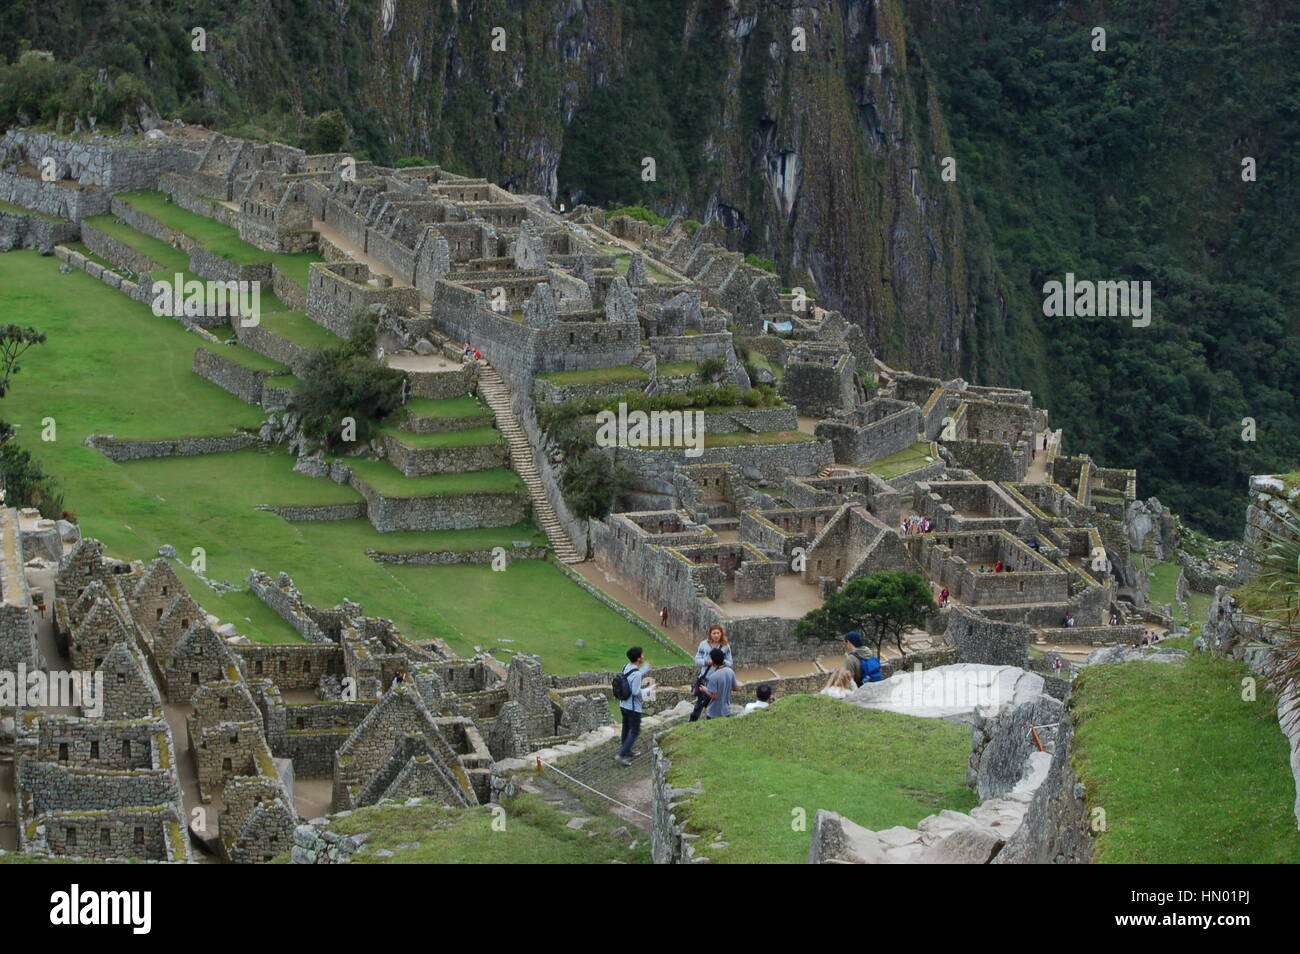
[
  {"xmin": 702, "ymin": 648, "xmax": 739, "ymax": 719},
  {"xmin": 615, "ymin": 646, "xmax": 650, "ymax": 766}
]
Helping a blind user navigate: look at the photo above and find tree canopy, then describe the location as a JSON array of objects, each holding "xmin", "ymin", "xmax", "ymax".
[{"xmin": 795, "ymin": 571, "xmax": 937, "ymax": 657}]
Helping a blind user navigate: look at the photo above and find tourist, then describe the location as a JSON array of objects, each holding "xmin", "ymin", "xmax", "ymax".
[
  {"xmin": 702, "ymin": 647, "xmax": 739, "ymax": 719},
  {"xmin": 461, "ymin": 340, "xmax": 472, "ymax": 361},
  {"xmin": 744, "ymin": 684, "xmax": 773, "ymax": 712},
  {"xmin": 691, "ymin": 624, "xmax": 732, "ymax": 722},
  {"xmin": 1066, "ymin": 614, "xmax": 1076, "ymax": 628},
  {"xmin": 615, "ymin": 646, "xmax": 651, "ymax": 766},
  {"xmin": 473, "ymin": 348, "xmax": 482, "ymax": 361},
  {"xmin": 994, "ymin": 560, "xmax": 1004, "ymax": 573},
  {"xmin": 938, "ymin": 587, "xmax": 949, "ymax": 608},
  {"xmin": 660, "ymin": 605, "xmax": 669, "ymax": 627},
  {"xmin": 843, "ymin": 631, "xmax": 882, "ymax": 687}
]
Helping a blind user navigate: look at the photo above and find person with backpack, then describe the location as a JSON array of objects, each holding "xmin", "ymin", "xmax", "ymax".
[
  {"xmin": 612, "ymin": 646, "xmax": 651, "ymax": 766},
  {"xmin": 690, "ymin": 624, "xmax": 732, "ymax": 722},
  {"xmin": 843, "ymin": 632, "xmax": 883, "ymax": 688}
]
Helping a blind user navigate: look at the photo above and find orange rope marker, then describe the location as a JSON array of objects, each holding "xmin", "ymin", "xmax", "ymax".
[{"xmin": 1029, "ymin": 726, "xmax": 1044, "ymax": 752}]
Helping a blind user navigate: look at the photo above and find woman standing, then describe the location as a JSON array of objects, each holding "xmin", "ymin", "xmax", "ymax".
[{"xmin": 691, "ymin": 624, "xmax": 732, "ymax": 722}]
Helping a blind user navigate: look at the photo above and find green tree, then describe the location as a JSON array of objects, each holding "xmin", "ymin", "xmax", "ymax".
[
  {"xmin": 560, "ymin": 449, "xmax": 630, "ymax": 521},
  {"xmin": 0, "ymin": 324, "xmax": 46, "ymax": 398},
  {"xmin": 306, "ymin": 109, "xmax": 347, "ymax": 153},
  {"xmin": 292, "ymin": 321, "xmax": 405, "ymax": 451},
  {"xmin": 795, "ymin": 572, "xmax": 937, "ymax": 657}
]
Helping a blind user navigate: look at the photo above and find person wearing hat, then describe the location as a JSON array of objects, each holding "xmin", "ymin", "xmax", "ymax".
[{"xmin": 842, "ymin": 632, "xmax": 883, "ymax": 687}]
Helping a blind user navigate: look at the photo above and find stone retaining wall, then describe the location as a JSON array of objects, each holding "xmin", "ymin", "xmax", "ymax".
[
  {"xmin": 84, "ymin": 433, "xmax": 258, "ymax": 461},
  {"xmin": 193, "ymin": 347, "xmax": 272, "ymax": 404},
  {"xmin": 381, "ymin": 433, "xmax": 509, "ymax": 477}
]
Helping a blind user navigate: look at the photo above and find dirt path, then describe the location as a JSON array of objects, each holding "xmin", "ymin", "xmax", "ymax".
[{"xmin": 311, "ymin": 219, "xmax": 415, "ymax": 289}]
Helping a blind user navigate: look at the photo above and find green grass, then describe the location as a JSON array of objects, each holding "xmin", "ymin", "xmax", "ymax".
[
  {"xmin": 363, "ymin": 521, "xmax": 545, "ymax": 554},
  {"xmin": 114, "ymin": 190, "xmax": 320, "ymax": 288},
  {"xmin": 381, "ymin": 426, "xmax": 505, "ymax": 449},
  {"xmin": 702, "ymin": 430, "xmax": 819, "ymax": 448},
  {"xmin": 401, "ymin": 396, "xmax": 493, "ymax": 420},
  {"xmin": 383, "ymin": 560, "xmax": 652, "ymax": 672},
  {"xmin": 656, "ymin": 361, "xmax": 700, "ymax": 377},
  {"xmin": 345, "ymin": 459, "xmax": 524, "ymax": 497},
  {"xmin": 256, "ymin": 308, "xmax": 340, "ymax": 350},
  {"xmin": 1145, "ymin": 558, "xmax": 1213, "ymax": 625},
  {"xmin": 1072, "ymin": 653, "xmax": 1300, "ymax": 863},
  {"xmin": 0, "ymin": 252, "xmax": 266, "ymax": 441},
  {"xmin": 536, "ymin": 366, "xmax": 648, "ymax": 386},
  {"xmin": 200, "ymin": 344, "xmax": 290, "ymax": 374},
  {"xmin": 0, "ymin": 251, "xmax": 643, "ymax": 668},
  {"xmin": 265, "ymin": 374, "xmax": 298, "ymax": 389},
  {"xmin": 867, "ymin": 441, "xmax": 936, "ymax": 479},
  {"xmin": 296, "ymin": 791, "xmax": 651, "ymax": 864},
  {"xmin": 83, "ymin": 215, "xmax": 307, "ymax": 324},
  {"xmin": 659, "ymin": 694, "xmax": 978, "ymax": 863}
]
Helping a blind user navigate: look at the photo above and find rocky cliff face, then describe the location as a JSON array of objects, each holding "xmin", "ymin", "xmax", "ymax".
[{"xmin": 191, "ymin": 0, "xmax": 974, "ymax": 376}]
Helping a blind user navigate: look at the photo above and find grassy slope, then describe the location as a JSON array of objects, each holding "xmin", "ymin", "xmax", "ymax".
[
  {"xmin": 0, "ymin": 251, "xmax": 646, "ymax": 668},
  {"xmin": 114, "ymin": 190, "xmax": 320, "ymax": 288},
  {"xmin": 1072, "ymin": 654, "xmax": 1300, "ymax": 863},
  {"xmin": 291, "ymin": 792, "xmax": 651, "ymax": 864},
  {"xmin": 660, "ymin": 694, "xmax": 977, "ymax": 863},
  {"xmin": 1144, "ymin": 558, "xmax": 1213, "ymax": 627},
  {"xmin": 867, "ymin": 441, "xmax": 935, "ymax": 479},
  {"xmin": 401, "ymin": 396, "xmax": 493, "ymax": 420}
]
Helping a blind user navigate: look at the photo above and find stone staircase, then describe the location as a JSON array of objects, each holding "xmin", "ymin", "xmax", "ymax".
[{"xmin": 476, "ymin": 365, "xmax": 582, "ymax": 564}]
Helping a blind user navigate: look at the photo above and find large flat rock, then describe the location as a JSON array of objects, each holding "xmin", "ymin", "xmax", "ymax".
[{"xmin": 843, "ymin": 664, "xmax": 1046, "ymax": 723}]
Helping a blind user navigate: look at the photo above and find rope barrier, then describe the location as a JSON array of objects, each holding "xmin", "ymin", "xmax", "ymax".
[{"xmin": 535, "ymin": 756, "xmax": 652, "ymax": 819}]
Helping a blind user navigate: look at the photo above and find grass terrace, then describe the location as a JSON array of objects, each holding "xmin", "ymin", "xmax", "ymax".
[
  {"xmin": 660, "ymin": 694, "xmax": 977, "ymax": 864},
  {"xmin": 400, "ymin": 396, "xmax": 494, "ymax": 420},
  {"xmin": 1072, "ymin": 653, "xmax": 1300, "ymax": 863},
  {"xmin": 345, "ymin": 458, "xmax": 524, "ymax": 496},
  {"xmin": 702, "ymin": 430, "xmax": 820, "ymax": 448},
  {"xmin": 1145, "ymin": 557, "xmax": 1213, "ymax": 626},
  {"xmin": 2, "ymin": 251, "xmax": 652, "ymax": 670},
  {"xmin": 114, "ymin": 189, "xmax": 320, "ymax": 287},
  {"xmin": 62, "ymin": 242, "xmax": 128, "ymax": 275},
  {"xmin": 536, "ymin": 365, "xmax": 648, "ymax": 387},
  {"xmin": 656, "ymin": 361, "xmax": 701, "ymax": 377},
  {"xmin": 283, "ymin": 791, "xmax": 651, "ymax": 864},
  {"xmin": 867, "ymin": 441, "xmax": 936, "ymax": 479},
  {"xmin": 200, "ymin": 344, "xmax": 291, "ymax": 374},
  {"xmin": 380, "ymin": 426, "xmax": 505, "ymax": 449}
]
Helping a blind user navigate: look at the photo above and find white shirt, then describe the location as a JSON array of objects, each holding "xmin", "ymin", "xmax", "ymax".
[{"xmin": 744, "ymin": 700, "xmax": 770, "ymax": 712}]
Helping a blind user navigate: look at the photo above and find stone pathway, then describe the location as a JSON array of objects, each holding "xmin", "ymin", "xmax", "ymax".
[{"xmin": 476, "ymin": 363, "xmax": 581, "ymax": 563}]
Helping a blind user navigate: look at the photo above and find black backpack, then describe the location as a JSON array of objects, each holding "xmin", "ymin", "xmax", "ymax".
[{"xmin": 612, "ymin": 665, "xmax": 636, "ymax": 701}]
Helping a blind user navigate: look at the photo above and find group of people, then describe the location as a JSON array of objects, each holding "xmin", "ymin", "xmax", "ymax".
[
  {"xmin": 613, "ymin": 624, "xmax": 896, "ymax": 765},
  {"xmin": 822, "ymin": 631, "xmax": 884, "ymax": 698},
  {"xmin": 1060, "ymin": 614, "xmax": 1077, "ymax": 628},
  {"xmin": 460, "ymin": 340, "xmax": 482, "ymax": 363},
  {"xmin": 900, "ymin": 515, "xmax": 933, "ymax": 535},
  {"xmin": 979, "ymin": 560, "xmax": 1010, "ymax": 574},
  {"xmin": 1140, "ymin": 630, "xmax": 1163, "ymax": 646},
  {"xmin": 612, "ymin": 624, "xmax": 773, "ymax": 767}
]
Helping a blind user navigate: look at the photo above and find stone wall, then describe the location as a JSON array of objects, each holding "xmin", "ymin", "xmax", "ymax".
[
  {"xmin": 0, "ymin": 208, "xmax": 78, "ymax": 252},
  {"xmin": 79, "ymin": 220, "xmax": 162, "ymax": 274},
  {"xmin": 0, "ymin": 171, "xmax": 110, "ymax": 220},
  {"xmin": 193, "ymin": 348, "xmax": 273, "ymax": 405},
  {"xmin": 83, "ymin": 433, "xmax": 258, "ymax": 461},
  {"xmin": 381, "ymin": 433, "xmax": 509, "ymax": 476},
  {"xmin": 944, "ymin": 606, "xmax": 1031, "ymax": 667}
]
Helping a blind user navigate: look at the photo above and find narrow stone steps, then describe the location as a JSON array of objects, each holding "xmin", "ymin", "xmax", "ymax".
[{"xmin": 478, "ymin": 365, "xmax": 582, "ymax": 562}]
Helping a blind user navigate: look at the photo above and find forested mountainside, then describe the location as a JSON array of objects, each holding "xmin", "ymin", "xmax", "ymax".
[{"xmin": 1, "ymin": 0, "xmax": 1295, "ymax": 536}]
